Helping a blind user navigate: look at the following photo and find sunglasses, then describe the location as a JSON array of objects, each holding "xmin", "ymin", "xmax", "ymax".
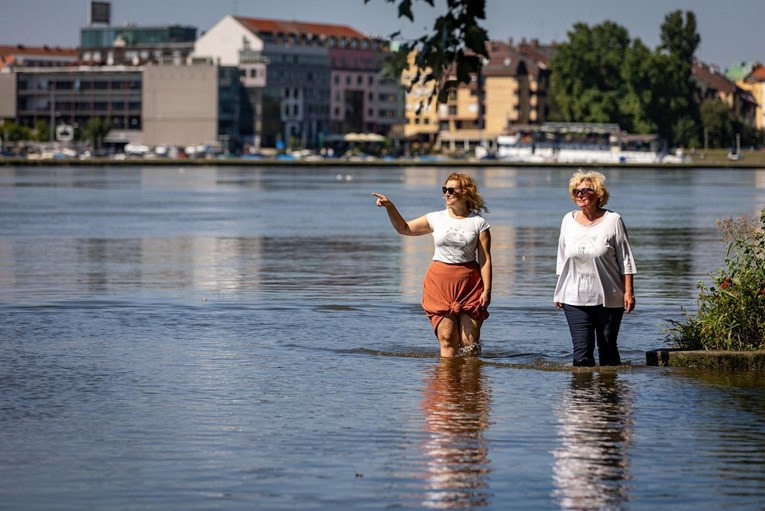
[
  {"xmin": 572, "ymin": 187, "xmax": 595, "ymax": 197},
  {"xmin": 442, "ymin": 187, "xmax": 462, "ymax": 195}
]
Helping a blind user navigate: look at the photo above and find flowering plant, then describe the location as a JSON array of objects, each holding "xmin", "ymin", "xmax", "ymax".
[{"xmin": 665, "ymin": 208, "xmax": 765, "ymax": 351}]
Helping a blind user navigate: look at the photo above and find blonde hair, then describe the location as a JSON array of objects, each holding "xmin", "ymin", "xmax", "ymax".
[
  {"xmin": 568, "ymin": 169, "xmax": 609, "ymax": 207},
  {"xmin": 445, "ymin": 172, "xmax": 488, "ymax": 213}
]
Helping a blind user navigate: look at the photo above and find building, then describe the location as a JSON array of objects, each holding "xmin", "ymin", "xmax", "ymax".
[
  {"xmin": 741, "ymin": 65, "xmax": 765, "ymax": 130},
  {"xmin": 194, "ymin": 15, "xmax": 404, "ymax": 149},
  {"xmin": 693, "ymin": 61, "xmax": 757, "ymax": 128},
  {"xmin": 401, "ymin": 39, "xmax": 553, "ymax": 155},
  {"xmin": 80, "ymin": 24, "xmax": 197, "ymax": 66},
  {"xmin": 0, "ymin": 45, "xmax": 79, "ymax": 71},
  {"xmin": 12, "ymin": 66, "xmax": 143, "ymax": 143},
  {"xmin": 2, "ymin": 60, "xmax": 240, "ymax": 151},
  {"xmin": 142, "ymin": 60, "xmax": 241, "ymax": 149}
]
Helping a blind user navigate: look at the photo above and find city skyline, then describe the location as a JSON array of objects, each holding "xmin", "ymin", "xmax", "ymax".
[{"xmin": 2, "ymin": 0, "xmax": 763, "ymax": 70}]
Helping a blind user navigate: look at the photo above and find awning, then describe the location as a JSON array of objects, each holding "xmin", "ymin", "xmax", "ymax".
[{"xmin": 104, "ymin": 129, "xmax": 143, "ymax": 144}]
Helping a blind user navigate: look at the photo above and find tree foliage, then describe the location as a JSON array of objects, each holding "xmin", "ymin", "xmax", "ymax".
[
  {"xmin": 84, "ymin": 117, "xmax": 111, "ymax": 150},
  {"xmin": 370, "ymin": 0, "xmax": 489, "ymax": 103},
  {"xmin": 700, "ymin": 98, "xmax": 736, "ymax": 148},
  {"xmin": 551, "ymin": 10, "xmax": 703, "ymax": 148}
]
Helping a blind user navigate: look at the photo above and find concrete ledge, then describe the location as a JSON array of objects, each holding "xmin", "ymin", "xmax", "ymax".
[{"xmin": 646, "ymin": 349, "xmax": 765, "ymax": 371}]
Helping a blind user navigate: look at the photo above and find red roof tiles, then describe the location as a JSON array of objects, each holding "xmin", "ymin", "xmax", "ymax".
[{"xmin": 233, "ymin": 17, "xmax": 366, "ymax": 40}]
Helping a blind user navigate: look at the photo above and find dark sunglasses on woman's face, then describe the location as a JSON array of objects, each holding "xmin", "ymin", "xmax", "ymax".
[
  {"xmin": 573, "ymin": 187, "xmax": 595, "ymax": 197},
  {"xmin": 442, "ymin": 187, "xmax": 462, "ymax": 195}
]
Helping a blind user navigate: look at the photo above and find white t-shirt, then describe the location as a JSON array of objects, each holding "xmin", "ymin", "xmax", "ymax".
[
  {"xmin": 554, "ymin": 210, "xmax": 636, "ymax": 307},
  {"xmin": 426, "ymin": 209, "xmax": 490, "ymax": 264}
]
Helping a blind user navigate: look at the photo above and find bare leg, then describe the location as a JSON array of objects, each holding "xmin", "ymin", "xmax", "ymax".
[
  {"xmin": 435, "ymin": 316, "xmax": 460, "ymax": 357},
  {"xmin": 458, "ymin": 314, "xmax": 483, "ymax": 356}
]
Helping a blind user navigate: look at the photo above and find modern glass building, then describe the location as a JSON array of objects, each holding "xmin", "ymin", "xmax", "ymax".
[{"xmin": 80, "ymin": 25, "xmax": 197, "ymax": 65}]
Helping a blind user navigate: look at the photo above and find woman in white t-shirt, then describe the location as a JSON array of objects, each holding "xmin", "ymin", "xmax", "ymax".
[
  {"xmin": 554, "ymin": 170, "xmax": 636, "ymax": 366},
  {"xmin": 372, "ymin": 172, "xmax": 492, "ymax": 358}
]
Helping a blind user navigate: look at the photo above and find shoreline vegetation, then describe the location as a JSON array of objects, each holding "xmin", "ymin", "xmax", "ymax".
[{"xmin": 657, "ymin": 209, "xmax": 765, "ymax": 370}]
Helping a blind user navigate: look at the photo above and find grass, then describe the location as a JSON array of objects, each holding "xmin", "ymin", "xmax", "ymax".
[{"xmin": 690, "ymin": 148, "xmax": 765, "ymax": 166}]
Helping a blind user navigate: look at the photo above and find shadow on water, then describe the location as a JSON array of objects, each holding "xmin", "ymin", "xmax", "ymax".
[
  {"xmin": 551, "ymin": 372, "xmax": 634, "ymax": 510},
  {"xmin": 419, "ymin": 358, "xmax": 492, "ymax": 509}
]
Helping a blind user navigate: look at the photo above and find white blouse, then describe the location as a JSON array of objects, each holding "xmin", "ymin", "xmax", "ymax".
[{"xmin": 554, "ymin": 210, "xmax": 636, "ymax": 307}]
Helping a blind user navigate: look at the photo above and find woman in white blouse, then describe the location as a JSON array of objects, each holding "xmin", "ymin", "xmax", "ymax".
[{"xmin": 554, "ymin": 170, "xmax": 636, "ymax": 366}]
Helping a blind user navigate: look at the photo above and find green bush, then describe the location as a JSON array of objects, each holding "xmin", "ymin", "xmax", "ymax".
[{"xmin": 665, "ymin": 208, "xmax": 765, "ymax": 351}]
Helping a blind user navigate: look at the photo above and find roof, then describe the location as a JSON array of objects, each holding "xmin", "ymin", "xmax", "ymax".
[
  {"xmin": 693, "ymin": 62, "xmax": 736, "ymax": 95},
  {"xmin": 0, "ymin": 45, "xmax": 79, "ymax": 70},
  {"xmin": 233, "ymin": 16, "xmax": 366, "ymax": 40},
  {"xmin": 482, "ymin": 40, "xmax": 548, "ymax": 78},
  {"xmin": 725, "ymin": 62, "xmax": 758, "ymax": 81},
  {"xmin": 746, "ymin": 66, "xmax": 765, "ymax": 83},
  {"xmin": 0, "ymin": 45, "xmax": 78, "ymax": 58}
]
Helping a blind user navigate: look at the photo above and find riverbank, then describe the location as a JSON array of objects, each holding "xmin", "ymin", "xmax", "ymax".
[
  {"xmin": 2, "ymin": 156, "xmax": 765, "ymax": 169},
  {"xmin": 646, "ymin": 349, "xmax": 765, "ymax": 370}
]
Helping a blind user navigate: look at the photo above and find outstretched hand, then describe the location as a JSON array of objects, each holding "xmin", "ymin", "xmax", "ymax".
[{"xmin": 371, "ymin": 193, "xmax": 392, "ymax": 208}]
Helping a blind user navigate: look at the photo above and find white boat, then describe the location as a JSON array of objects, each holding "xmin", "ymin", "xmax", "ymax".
[{"xmin": 497, "ymin": 122, "xmax": 682, "ymax": 164}]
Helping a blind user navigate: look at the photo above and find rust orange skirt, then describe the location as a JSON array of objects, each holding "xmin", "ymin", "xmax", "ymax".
[{"xmin": 421, "ymin": 260, "xmax": 489, "ymax": 332}]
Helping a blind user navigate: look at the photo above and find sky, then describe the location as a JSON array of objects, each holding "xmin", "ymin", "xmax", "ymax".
[{"xmin": 2, "ymin": 0, "xmax": 763, "ymax": 70}]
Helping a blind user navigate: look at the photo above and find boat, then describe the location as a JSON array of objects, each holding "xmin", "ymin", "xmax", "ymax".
[{"xmin": 496, "ymin": 122, "xmax": 685, "ymax": 164}]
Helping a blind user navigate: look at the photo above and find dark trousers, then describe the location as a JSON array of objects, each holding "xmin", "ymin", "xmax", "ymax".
[{"xmin": 562, "ymin": 304, "xmax": 624, "ymax": 366}]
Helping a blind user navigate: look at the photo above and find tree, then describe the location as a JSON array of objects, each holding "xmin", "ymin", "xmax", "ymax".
[
  {"xmin": 34, "ymin": 119, "xmax": 50, "ymax": 142},
  {"xmin": 83, "ymin": 117, "xmax": 111, "ymax": 151},
  {"xmin": 652, "ymin": 10, "xmax": 701, "ymax": 147},
  {"xmin": 549, "ymin": 10, "xmax": 702, "ymax": 148},
  {"xmin": 1, "ymin": 120, "xmax": 32, "ymax": 142},
  {"xmin": 700, "ymin": 98, "xmax": 735, "ymax": 148},
  {"xmin": 620, "ymin": 39, "xmax": 658, "ymax": 134},
  {"xmin": 370, "ymin": 0, "xmax": 489, "ymax": 103},
  {"xmin": 550, "ymin": 21, "xmax": 633, "ymax": 126}
]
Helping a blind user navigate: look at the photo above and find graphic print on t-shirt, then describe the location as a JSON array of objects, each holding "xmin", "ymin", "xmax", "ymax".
[
  {"xmin": 441, "ymin": 226, "xmax": 468, "ymax": 260},
  {"xmin": 570, "ymin": 234, "xmax": 601, "ymax": 265}
]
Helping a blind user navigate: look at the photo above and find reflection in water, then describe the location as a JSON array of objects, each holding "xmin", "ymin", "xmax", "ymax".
[
  {"xmin": 552, "ymin": 372, "xmax": 633, "ymax": 510},
  {"xmin": 420, "ymin": 359, "xmax": 491, "ymax": 508}
]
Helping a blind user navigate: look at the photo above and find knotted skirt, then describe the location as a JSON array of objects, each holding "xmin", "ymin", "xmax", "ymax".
[{"xmin": 421, "ymin": 260, "xmax": 489, "ymax": 332}]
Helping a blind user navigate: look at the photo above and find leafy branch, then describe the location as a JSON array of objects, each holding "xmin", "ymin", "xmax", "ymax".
[{"xmin": 369, "ymin": 0, "xmax": 489, "ymax": 104}]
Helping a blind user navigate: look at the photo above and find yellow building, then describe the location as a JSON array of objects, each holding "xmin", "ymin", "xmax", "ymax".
[
  {"xmin": 401, "ymin": 39, "xmax": 553, "ymax": 156},
  {"xmin": 401, "ymin": 51, "xmax": 440, "ymax": 153},
  {"xmin": 742, "ymin": 66, "xmax": 765, "ymax": 130}
]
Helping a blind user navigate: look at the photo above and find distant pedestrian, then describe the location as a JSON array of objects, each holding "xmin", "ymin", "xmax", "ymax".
[
  {"xmin": 554, "ymin": 170, "xmax": 636, "ymax": 366},
  {"xmin": 372, "ymin": 172, "xmax": 491, "ymax": 358}
]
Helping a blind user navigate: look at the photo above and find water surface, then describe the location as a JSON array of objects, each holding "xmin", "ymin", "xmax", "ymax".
[{"xmin": 1, "ymin": 164, "xmax": 764, "ymax": 510}]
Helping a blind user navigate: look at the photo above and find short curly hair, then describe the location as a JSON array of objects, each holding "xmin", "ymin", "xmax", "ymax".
[{"xmin": 568, "ymin": 169, "xmax": 609, "ymax": 207}]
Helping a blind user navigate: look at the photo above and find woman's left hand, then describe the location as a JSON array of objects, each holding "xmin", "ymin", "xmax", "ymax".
[
  {"xmin": 624, "ymin": 294, "xmax": 635, "ymax": 313},
  {"xmin": 480, "ymin": 291, "xmax": 491, "ymax": 310}
]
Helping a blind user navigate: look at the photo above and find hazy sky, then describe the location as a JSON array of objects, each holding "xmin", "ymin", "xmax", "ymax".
[{"xmin": 2, "ymin": 0, "xmax": 763, "ymax": 69}]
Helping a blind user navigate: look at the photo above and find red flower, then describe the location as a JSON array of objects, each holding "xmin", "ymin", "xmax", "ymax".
[{"xmin": 721, "ymin": 277, "xmax": 733, "ymax": 290}]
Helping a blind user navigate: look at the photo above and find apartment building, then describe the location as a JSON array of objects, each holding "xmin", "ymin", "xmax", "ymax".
[
  {"xmin": 194, "ymin": 15, "xmax": 404, "ymax": 149},
  {"xmin": 693, "ymin": 62, "xmax": 757, "ymax": 128},
  {"xmin": 402, "ymin": 39, "xmax": 553, "ymax": 155},
  {"xmin": 738, "ymin": 65, "xmax": 765, "ymax": 130}
]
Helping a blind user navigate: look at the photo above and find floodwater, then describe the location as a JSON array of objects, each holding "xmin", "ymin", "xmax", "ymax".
[{"xmin": 0, "ymin": 164, "xmax": 764, "ymax": 510}]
